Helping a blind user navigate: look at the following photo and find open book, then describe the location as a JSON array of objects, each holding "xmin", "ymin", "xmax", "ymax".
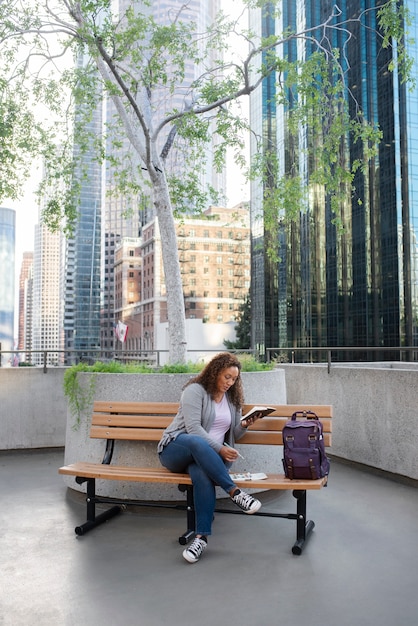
[
  {"xmin": 230, "ymin": 472, "xmax": 268, "ymax": 481},
  {"xmin": 240, "ymin": 406, "xmax": 275, "ymax": 423}
]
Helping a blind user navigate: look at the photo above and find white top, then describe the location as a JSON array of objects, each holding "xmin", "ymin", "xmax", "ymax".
[{"xmin": 209, "ymin": 394, "xmax": 232, "ymax": 444}]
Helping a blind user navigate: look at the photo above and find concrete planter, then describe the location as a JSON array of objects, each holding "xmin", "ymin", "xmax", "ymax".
[{"xmin": 62, "ymin": 369, "xmax": 286, "ymax": 500}]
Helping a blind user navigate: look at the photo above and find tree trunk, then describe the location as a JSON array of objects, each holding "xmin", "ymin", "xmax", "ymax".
[{"xmin": 150, "ymin": 167, "xmax": 187, "ymax": 364}]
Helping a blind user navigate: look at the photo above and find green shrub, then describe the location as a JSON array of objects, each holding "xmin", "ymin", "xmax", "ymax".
[{"xmin": 237, "ymin": 354, "xmax": 275, "ymax": 371}]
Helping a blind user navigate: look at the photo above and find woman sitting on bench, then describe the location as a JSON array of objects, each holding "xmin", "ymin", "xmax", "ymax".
[{"xmin": 158, "ymin": 352, "xmax": 262, "ymax": 564}]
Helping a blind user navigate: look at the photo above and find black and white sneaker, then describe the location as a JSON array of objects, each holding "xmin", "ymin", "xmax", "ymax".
[
  {"xmin": 231, "ymin": 489, "xmax": 261, "ymax": 514},
  {"xmin": 182, "ymin": 536, "xmax": 208, "ymax": 563}
]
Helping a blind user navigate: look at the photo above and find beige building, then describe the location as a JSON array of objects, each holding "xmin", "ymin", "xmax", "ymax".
[
  {"xmin": 17, "ymin": 251, "xmax": 34, "ymax": 360},
  {"xmin": 115, "ymin": 204, "xmax": 250, "ymax": 357},
  {"xmin": 32, "ymin": 222, "xmax": 62, "ymax": 365}
]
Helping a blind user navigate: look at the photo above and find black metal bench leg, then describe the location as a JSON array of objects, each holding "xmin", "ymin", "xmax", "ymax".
[
  {"xmin": 178, "ymin": 484, "xmax": 195, "ymax": 545},
  {"xmin": 75, "ymin": 478, "xmax": 122, "ymax": 536},
  {"xmin": 292, "ymin": 490, "xmax": 315, "ymax": 555}
]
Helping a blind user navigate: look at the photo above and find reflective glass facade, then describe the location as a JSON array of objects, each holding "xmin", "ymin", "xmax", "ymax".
[
  {"xmin": 63, "ymin": 66, "xmax": 102, "ymax": 361},
  {"xmin": 0, "ymin": 208, "xmax": 15, "ymax": 365},
  {"xmin": 250, "ymin": 1, "xmax": 418, "ymax": 357}
]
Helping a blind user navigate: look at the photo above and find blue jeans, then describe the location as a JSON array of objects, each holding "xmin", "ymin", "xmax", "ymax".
[{"xmin": 159, "ymin": 434, "xmax": 236, "ymax": 536}]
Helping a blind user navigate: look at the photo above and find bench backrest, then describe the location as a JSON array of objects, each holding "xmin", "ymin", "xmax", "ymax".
[{"xmin": 91, "ymin": 401, "xmax": 332, "ymax": 447}]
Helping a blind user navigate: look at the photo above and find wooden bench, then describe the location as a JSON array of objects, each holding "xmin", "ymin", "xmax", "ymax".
[{"xmin": 59, "ymin": 401, "xmax": 332, "ymax": 555}]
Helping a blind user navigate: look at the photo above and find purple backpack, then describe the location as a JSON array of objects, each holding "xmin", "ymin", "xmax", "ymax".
[{"xmin": 282, "ymin": 411, "xmax": 330, "ymax": 480}]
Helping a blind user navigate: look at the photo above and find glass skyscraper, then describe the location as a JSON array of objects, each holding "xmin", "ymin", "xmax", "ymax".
[
  {"xmin": 0, "ymin": 207, "xmax": 15, "ymax": 365},
  {"xmin": 250, "ymin": 0, "xmax": 418, "ymax": 359},
  {"xmin": 63, "ymin": 56, "xmax": 102, "ymax": 363}
]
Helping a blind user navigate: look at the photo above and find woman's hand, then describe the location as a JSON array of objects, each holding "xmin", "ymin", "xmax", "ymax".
[
  {"xmin": 241, "ymin": 411, "xmax": 263, "ymax": 429},
  {"xmin": 219, "ymin": 445, "xmax": 238, "ymax": 462}
]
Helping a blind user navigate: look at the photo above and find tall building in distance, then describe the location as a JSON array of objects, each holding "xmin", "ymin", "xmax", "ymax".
[
  {"xmin": 250, "ymin": 1, "xmax": 418, "ymax": 359},
  {"xmin": 32, "ymin": 220, "xmax": 61, "ymax": 366},
  {"xmin": 17, "ymin": 251, "xmax": 33, "ymax": 362},
  {"xmin": 63, "ymin": 57, "xmax": 103, "ymax": 364},
  {"xmin": 0, "ymin": 207, "xmax": 15, "ymax": 365}
]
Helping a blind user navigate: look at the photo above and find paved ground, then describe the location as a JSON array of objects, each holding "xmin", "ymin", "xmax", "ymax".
[{"xmin": 1, "ymin": 448, "xmax": 418, "ymax": 626}]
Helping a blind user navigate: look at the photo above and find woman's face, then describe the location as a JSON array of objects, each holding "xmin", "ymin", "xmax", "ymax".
[{"xmin": 216, "ymin": 366, "xmax": 240, "ymax": 394}]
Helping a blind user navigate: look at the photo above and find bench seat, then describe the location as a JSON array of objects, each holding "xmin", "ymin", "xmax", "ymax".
[{"xmin": 59, "ymin": 462, "xmax": 327, "ymax": 490}]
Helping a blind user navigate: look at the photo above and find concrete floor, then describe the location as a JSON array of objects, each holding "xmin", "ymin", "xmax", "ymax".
[{"xmin": 1, "ymin": 448, "xmax": 418, "ymax": 626}]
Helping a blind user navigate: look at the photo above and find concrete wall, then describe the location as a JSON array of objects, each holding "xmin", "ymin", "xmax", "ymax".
[
  {"xmin": 281, "ymin": 364, "xmax": 418, "ymax": 480},
  {"xmin": 0, "ymin": 367, "xmax": 67, "ymax": 450}
]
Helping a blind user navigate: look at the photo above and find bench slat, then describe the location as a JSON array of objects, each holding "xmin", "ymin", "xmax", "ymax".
[
  {"xmin": 91, "ymin": 415, "xmax": 332, "ymax": 433},
  {"xmin": 92, "ymin": 414, "xmax": 174, "ymax": 428},
  {"xmin": 93, "ymin": 401, "xmax": 180, "ymax": 415},
  {"xmin": 93, "ymin": 402, "xmax": 332, "ymax": 419},
  {"xmin": 90, "ymin": 406, "xmax": 332, "ymax": 436},
  {"xmin": 245, "ymin": 416, "xmax": 332, "ymax": 433},
  {"xmin": 238, "ymin": 431, "xmax": 332, "ymax": 446},
  {"xmin": 90, "ymin": 425, "xmax": 166, "ymax": 441},
  {"xmin": 242, "ymin": 404, "xmax": 332, "ymax": 419},
  {"xmin": 58, "ymin": 462, "xmax": 327, "ymax": 490}
]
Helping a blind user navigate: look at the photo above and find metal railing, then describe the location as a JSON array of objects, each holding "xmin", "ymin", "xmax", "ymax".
[
  {"xmin": 0, "ymin": 348, "xmax": 258, "ymax": 373},
  {"xmin": 1, "ymin": 345, "xmax": 417, "ymax": 374},
  {"xmin": 265, "ymin": 346, "xmax": 418, "ymax": 373}
]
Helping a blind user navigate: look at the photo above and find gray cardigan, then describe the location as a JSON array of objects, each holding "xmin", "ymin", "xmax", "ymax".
[{"xmin": 157, "ymin": 382, "xmax": 247, "ymax": 454}]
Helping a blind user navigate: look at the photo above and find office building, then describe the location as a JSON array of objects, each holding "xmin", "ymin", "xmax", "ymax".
[
  {"xmin": 32, "ymin": 222, "xmax": 62, "ymax": 366},
  {"xmin": 250, "ymin": 1, "xmax": 418, "ymax": 358},
  {"xmin": 113, "ymin": 237, "xmax": 142, "ymax": 352},
  {"xmin": 17, "ymin": 251, "xmax": 34, "ymax": 362},
  {"xmin": 63, "ymin": 57, "xmax": 102, "ymax": 364},
  {"xmin": 0, "ymin": 207, "xmax": 15, "ymax": 365},
  {"xmin": 116, "ymin": 204, "xmax": 250, "ymax": 359}
]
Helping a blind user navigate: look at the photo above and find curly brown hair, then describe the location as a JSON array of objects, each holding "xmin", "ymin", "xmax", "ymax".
[{"xmin": 185, "ymin": 352, "xmax": 244, "ymax": 408}]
